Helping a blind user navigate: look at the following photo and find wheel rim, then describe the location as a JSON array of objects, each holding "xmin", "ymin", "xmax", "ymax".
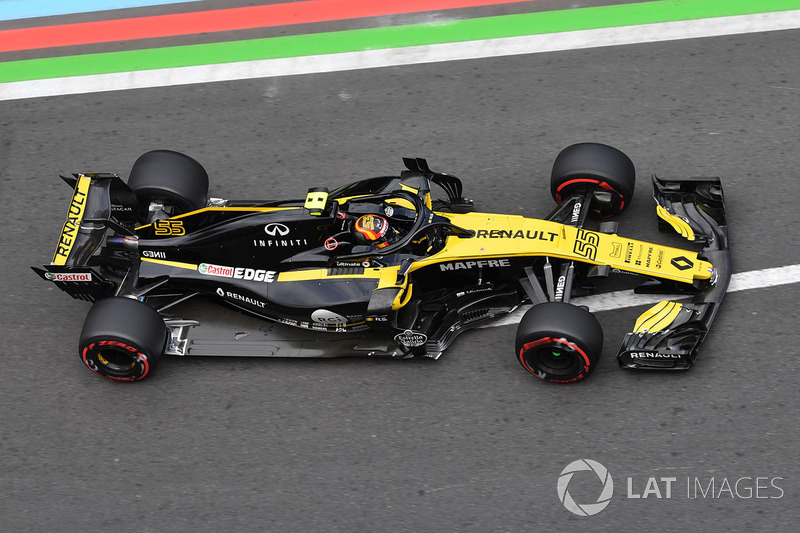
[
  {"xmin": 528, "ymin": 343, "xmax": 582, "ymax": 377},
  {"xmin": 519, "ymin": 336, "xmax": 591, "ymax": 380},
  {"xmin": 96, "ymin": 348, "xmax": 138, "ymax": 376},
  {"xmin": 82, "ymin": 341, "xmax": 150, "ymax": 381}
]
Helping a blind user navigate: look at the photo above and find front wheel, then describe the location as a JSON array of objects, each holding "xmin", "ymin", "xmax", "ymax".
[
  {"xmin": 515, "ymin": 302, "xmax": 603, "ymax": 383},
  {"xmin": 550, "ymin": 142, "xmax": 635, "ymax": 217},
  {"xmin": 79, "ymin": 297, "xmax": 168, "ymax": 382}
]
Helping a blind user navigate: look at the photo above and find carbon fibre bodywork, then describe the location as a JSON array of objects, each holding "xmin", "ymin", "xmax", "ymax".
[{"xmin": 33, "ymin": 155, "xmax": 730, "ymax": 375}]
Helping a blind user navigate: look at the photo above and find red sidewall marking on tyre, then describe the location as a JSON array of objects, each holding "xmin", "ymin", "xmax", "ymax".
[
  {"xmin": 555, "ymin": 178, "xmax": 623, "ymax": 205},
  {"xmin": 519, "ymin": 336, "xmax": 591, "ymax": 375},
  {"xmin": 81, "ymin": 340, "xmax": 150, "ymax": 381}
]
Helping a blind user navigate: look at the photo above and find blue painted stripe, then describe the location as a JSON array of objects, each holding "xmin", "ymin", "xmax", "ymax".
[{"xmin": 0, "ymin": 0, "xmax": 204, "ymax": 22}]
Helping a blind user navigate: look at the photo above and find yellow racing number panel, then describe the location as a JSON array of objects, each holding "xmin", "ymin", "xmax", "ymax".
[
  {"xmin": 415, "ymin": 212, "xmax": 713, "ymax": 284},
  {"xmin": 559, "ymin": 223, "xmax": 713, "ymax": 283},
  {"xmin": 52, "ymin": 174, "xmax": 91, "ymax": 265}
]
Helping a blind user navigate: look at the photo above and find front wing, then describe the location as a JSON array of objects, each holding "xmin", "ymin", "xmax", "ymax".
[{"xmin": 617, "ymin": 176, "xmax": 730, "ymax": 370}]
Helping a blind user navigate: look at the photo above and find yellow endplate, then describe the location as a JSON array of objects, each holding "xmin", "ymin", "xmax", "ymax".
[
  {"xmin": 634, "ymin": 301, "xmax": 683, "ymax": 333},
  {"xmin": 52, "ymin": 175, "xmax": 92, "ymax": 265},
  {"xmin": 657, "ymin": 205, "xmax": 695, "ymax": 241}
]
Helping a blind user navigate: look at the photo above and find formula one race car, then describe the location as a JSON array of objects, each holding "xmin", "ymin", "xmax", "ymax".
[{"xmin": 33, "ymin": 143, "xmax": 730, "ymax": 383}]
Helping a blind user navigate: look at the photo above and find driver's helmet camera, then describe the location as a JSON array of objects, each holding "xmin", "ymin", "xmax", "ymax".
[{"xmin": 354, "ymin": 214, "xmax": 390, "ymax": 248}]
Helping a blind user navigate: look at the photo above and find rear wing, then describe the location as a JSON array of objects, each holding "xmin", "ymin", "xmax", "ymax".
[
  {"xmin": 31, "ymin": 173, "xmax": 140, "ymax": 301},
  {"xmin": 617, "ymin": 176, "xmax": 731, "ymax": 370},
  {"xmin": 30, "ymin": 265, "xmax": 115, "ymax": 302}
]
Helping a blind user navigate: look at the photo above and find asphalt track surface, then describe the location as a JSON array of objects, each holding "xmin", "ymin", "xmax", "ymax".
[{"xmin": 2, "ymin": 8, "xmax": 800, "ymax": 533}]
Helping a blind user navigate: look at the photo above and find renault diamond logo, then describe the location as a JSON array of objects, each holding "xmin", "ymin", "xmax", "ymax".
[
  {"xmin": 264, "ymin": 223, "xmax": 290, "ymax": 237},
  {"xmin": 671, "ymin": 256, "xmax": 694, "ymax": 271}
]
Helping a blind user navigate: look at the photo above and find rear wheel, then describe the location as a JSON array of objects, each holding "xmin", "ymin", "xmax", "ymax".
[
  {"xmin": 550, "ymin": 142, "xmax": 635, "ymax": 217},
  {"xmin": 128, "ymin": 149, "xmax": 209, "ymax": 216},
  {"xmin": 79, "ymin": 297, "xmax": 168, "ymax": 382},
  {"xmin": 515, "ymin": 302, "xmax": 603, "ymax": 383}
]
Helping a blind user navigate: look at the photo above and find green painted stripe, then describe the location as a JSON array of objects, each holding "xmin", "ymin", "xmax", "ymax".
[{"xmin": 1, "ymin": 0, "xmax": 799, "ymax": 83}]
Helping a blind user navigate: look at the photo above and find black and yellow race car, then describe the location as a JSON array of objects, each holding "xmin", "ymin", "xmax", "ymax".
[{"xmin": 33, "ymin": 143, "xmax": 730, "ymax": 383}]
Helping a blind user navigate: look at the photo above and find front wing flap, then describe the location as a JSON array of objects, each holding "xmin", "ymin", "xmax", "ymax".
[{"xmin": 617, "ymin": 176, "xmax": 730, "ymax": 370}]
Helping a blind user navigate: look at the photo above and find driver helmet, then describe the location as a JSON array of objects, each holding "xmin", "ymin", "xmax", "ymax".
[{"xmin": 354, "ymin": 214, "xmax": 390, "ymax": 248}]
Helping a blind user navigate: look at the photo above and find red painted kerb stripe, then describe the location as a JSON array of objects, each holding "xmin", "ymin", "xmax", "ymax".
[{"xmin": 0, "ymin": 0, "xmax": 538, "ymax": 53}]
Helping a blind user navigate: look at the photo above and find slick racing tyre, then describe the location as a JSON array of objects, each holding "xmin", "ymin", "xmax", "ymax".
[
  {"xmin": 515, "ymin": 302, "xmax": 603, "ymax": 383},
  {"xmin": 551, "ymin": 142, "xmax": 635, "ymax": 217},
  {"xmin": 128, "ymin": 150, "xmax": 209, "ymax": 215},
  {"xmin": 79, "ymin": 297, "xmax": 168, "ymax": 382}
]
